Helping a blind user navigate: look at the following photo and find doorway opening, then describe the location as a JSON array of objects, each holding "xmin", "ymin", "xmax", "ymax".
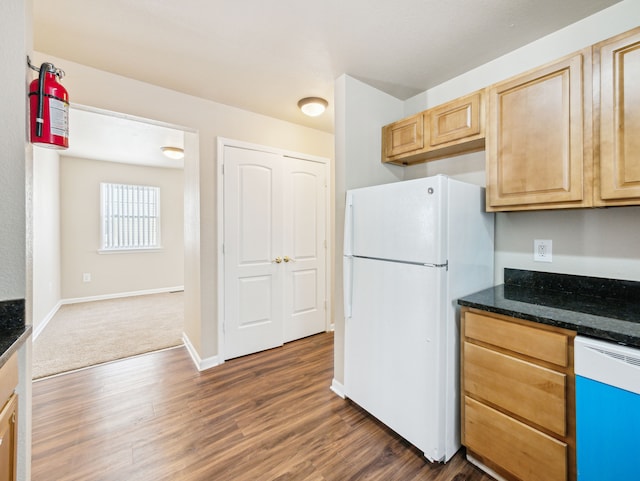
[{"xmin": 31, "ymin": 105, "xmax": 196, "ymax": 378}]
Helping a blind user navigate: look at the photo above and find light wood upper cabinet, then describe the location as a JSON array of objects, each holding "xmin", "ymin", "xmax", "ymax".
[
  {"xmin": 486, "ymin": 50, "xmax": 592, "ymax": 211},
  {"xmin": 382, "ymin": 113, "xmax": 424, "ymax": 159},
  {"xmin": 428, "ymin": 91, "xmax": 483, "ymax": 147},
  {"xmin": 382, "ymin": 91, "xmax": 485, "ymax": 165},
  {"xmin": 594, "ymin": 27, "xmax": 640, "ymax": 205}
]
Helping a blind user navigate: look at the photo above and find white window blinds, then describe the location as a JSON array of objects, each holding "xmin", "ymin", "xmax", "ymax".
[{"xmin": 100, "ymin": 183, "xmax": 161, "ymax": 251}]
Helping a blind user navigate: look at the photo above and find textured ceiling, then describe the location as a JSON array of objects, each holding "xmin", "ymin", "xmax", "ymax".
[{"xmin": 34, "ymin": 0, "xmax": 620, "ymax": 134}]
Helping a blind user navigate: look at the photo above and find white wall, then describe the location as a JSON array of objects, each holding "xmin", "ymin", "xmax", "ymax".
[
  {"xmin": 333, "ymin": 0, "xmax": 640, "ymax": 386},
  {"xmin": 0, "ymin": 1, "xmax": 28, "ymax": 301},
  {"xmin": 28, "ymin": 51, "xmax": 335, "ymax": 362},
  {"xmin": 3, "ymin": 0, "xmax": 33, "ymax": 479},
  {"xmin": 32, "ymin": 147, "xmax": 61, "ymax": 334}
]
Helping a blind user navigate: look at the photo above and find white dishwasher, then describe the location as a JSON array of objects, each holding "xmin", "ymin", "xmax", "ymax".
[{"xmin": 574, "ymin": 336, "xmax": 640, "ymax": 481}]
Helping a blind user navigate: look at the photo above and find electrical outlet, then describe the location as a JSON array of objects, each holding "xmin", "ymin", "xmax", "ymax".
[
  {"xmin": 83, "ymin": 273, "xmax": 91, "ymax": 282},
  {"xmin": 534, "ymin": 239, "xmax": 552, "ymax": 262}
]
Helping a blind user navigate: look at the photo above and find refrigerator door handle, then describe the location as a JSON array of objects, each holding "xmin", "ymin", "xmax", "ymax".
[
  {"xmin": 343, "ymin": 193, "xmax": 353, "ymax": 256},
  {"xmin": 343, "ymin": 255, "xmax": 353, "ymax": 319}
]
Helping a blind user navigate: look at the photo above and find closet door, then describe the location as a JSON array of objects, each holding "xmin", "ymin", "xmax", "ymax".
[
  {"xmin": 223, "ymin": 147, "xmax": 327, "ymax": 359},
  {"xmin": 223, "ymin": 146, "xmax": 284, "ymax": 359},
  {"xmin": 282, "ymin": 157, "xmax": 327, "ymax": 342}
]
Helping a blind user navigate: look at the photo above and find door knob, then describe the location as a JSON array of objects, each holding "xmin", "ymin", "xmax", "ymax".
[
  {"xmin": 283, "ymin": 256, "xmax": 294, "ymax": 263},
  {"xmin": 273, "ymin": 257, "xmax": 282, "ymax": 264}
]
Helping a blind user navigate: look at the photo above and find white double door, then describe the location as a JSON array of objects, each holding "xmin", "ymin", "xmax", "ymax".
[{"xmin": 223, "ymin": 145, "xmax": 327, "ymax": 360}]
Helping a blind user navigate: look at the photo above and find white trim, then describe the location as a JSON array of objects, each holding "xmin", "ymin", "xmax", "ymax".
[
  {"xmin": 216, "ymin": 137, "xmax": 331, "ymax": 363},
  {"xmin": 98, "ymin": 247, "xmax": 164, "ymax": 254},
  {"xmin": 32, "ymin": 300, "xmax": 63, "ymax": 341},
  {"xmin": 330, "ymin": 378, "xmax": 346, "ymax": 399},
  {"xmin": 182, "ymin": 333, "xmax": 219, "ymax": 371},
  {"xmin": 60, "ymin": 285, "xmax": 184, "ymax": 305}
]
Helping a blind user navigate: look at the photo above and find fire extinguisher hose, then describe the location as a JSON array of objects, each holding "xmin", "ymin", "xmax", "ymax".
[{"xmin": 36, "ymin": 63, "xmax": 53, "ymax": 138}]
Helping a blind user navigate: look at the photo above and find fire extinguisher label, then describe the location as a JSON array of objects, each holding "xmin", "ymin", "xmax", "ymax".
[{"xmin": 49, "ymin": 98, "xmax": 69, "ymax": 138}]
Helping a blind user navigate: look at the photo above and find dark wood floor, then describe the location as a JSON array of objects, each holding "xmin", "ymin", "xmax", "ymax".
[{"xmin": 32, "ymin": 332, "xmax": 492, "ymax": 481}]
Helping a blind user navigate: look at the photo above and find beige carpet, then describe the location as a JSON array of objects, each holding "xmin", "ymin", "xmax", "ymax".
[{"xmin": 33, "ymin": 291, "xmax": 184, "ymax": 379}]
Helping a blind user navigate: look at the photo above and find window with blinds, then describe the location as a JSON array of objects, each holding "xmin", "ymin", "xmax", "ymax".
[{"xmin": 100, "ymin": 183, "xmax": 161, "ymax": 251}]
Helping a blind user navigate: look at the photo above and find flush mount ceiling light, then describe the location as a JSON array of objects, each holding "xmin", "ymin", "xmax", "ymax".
[
  {"xmin": 298, "ymin": 97, "xmax": 328, "ymax": 117},
  {"xmin": 161, "ymin": 146, "xmax": 184, "ymax": 160}
]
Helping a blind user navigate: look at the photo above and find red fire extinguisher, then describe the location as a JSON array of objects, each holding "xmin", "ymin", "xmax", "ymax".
[{"xmin": 28, "ymin": 61, "xmax": 69, "ymax": 149}]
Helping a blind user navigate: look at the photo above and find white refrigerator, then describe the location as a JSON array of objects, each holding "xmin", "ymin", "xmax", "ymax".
[{"xmin": 343, "ymin": 175, "xmax": 494, "ymax": 463}]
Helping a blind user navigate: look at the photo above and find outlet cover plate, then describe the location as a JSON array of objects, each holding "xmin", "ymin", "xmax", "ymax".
[{"xmin": 534, "ymin": 239, "xmax": 552, "ymax": 262}]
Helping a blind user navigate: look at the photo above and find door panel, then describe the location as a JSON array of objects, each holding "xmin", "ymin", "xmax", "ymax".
[
  {"xmin": 224, "ymin": 146, "xmax": 283, "ymax": 359},
  {"xmin": 224, "ymin": 147, "xmax": 327, "ymax": 358},
  {"xmin": 283, "ymin": 158, "xmax": 326, "ymax": 342}
]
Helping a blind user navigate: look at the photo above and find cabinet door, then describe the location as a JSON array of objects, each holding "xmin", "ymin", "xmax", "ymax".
[
  {"xmin": 428, "ymin": 91, "xmax": 483, "ymax": 147},
  {"xmin": 0, "ymin": 394, "xmax": 17, "ymax": 481},
  {"xmin": 595, "ymin": 27, "xmax": 640, "ymax": 205},
  {"xmin": 382, "ymin": 113, "xmax": 424, "ymax": 160},
  {"xmin": 486, "ymin": 51, "xmax": 591, "ymax": 211}
]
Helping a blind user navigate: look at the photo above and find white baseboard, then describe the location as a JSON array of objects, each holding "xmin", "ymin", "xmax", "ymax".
[
  {"xmin": 182, "ymin": 333, "xmax": 219, "ymax": 372},
  {"xmin": 61, "ymin": 286, "xmax": 184, "ymax": 305},
  {"xmin": 32, "ymin": 301, "xmax": 63, "ymax": 341},
  {"xmin": 330, "ymin": 378, "xmax": 346, "ymax": 398}
]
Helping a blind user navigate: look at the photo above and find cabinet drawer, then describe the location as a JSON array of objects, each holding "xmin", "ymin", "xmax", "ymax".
[
  {"xmin": 465, "ymin": 396, "xmax": 567, "ymax": 481},
  {"xmin": 465, "ymin": 311, "xmax": 569, "ymax": 367},
  {"xmin": 0, "ymin": 353, "xmax": 18, "ymax": 411},
  {"xmin": 464, "ymin": 341, "xmax": 566, "ymax": 436}
]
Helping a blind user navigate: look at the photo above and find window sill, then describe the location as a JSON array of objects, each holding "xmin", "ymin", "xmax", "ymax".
[{"xmin": 98, "ymin": 247, "xmax": 164, "ymax": 254}]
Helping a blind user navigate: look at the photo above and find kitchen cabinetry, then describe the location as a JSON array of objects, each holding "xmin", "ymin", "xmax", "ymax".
[
  {"xmin": 382, "ymin": 91, "xmax": 485, "ymax": 165},
  {"xmin": 594, "ymin": 27, "xmax": 640, "ymax": 206},
  {"xmin": 382, "ymin": 113, "xmax": 424, "ymax": 159},
  {"xmin": 461, "ymin": 308, "xmax": 576, "ymax": 481},
  {"xmin": 486, "ymin": 50, "xmax": 592, "ymax": 211},
  {"xmin": 0, "ymin": 353, "xmax": 18, "ymax": 481}
]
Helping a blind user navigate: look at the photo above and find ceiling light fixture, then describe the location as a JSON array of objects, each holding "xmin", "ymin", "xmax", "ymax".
[
  {"xmin": 297, "ymin": 97, "xmax": 328, "ymax": 117},
  {"xmin": 161, "ymin": 146, "xmax": 184, "ymax": 160}
]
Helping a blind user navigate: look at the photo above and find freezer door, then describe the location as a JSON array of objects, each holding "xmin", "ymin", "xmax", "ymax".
[
  {"xmin": 344, "ymin": 256, "xmax": 448, "ymax": 461},
  {"xmin": 347, "ymin": 176, "xmax": 446, "ymax": 264}
]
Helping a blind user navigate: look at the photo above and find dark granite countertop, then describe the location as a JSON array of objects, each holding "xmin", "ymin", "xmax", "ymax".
[
  {"xmin": 458, "ymin": 269, "xmax": 640, "ymax": 348},
  {"xmin": 0, "ymin": 299, "xmax": 31, "ymax": 368}
]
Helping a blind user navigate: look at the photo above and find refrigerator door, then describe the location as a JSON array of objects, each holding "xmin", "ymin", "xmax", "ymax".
[
  {"xmin": 344, "ymin": 256, "xmax": 447, "ymax": 461},
  {"xmin": 347, "ymin": 176, "xmax": 447, "ymax": 264}
]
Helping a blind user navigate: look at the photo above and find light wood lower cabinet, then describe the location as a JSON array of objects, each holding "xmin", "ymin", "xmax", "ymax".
[
  {"xmin": 0, "ymin": 394, "xmax": 17, "ymax": 481},
  {"xmin": 0, "ymin": 354, "xmax": 18, "ymax": 481},
  {"xmin": 461, "ymin": 308, "xmax": 576, "ymax": 481}
]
